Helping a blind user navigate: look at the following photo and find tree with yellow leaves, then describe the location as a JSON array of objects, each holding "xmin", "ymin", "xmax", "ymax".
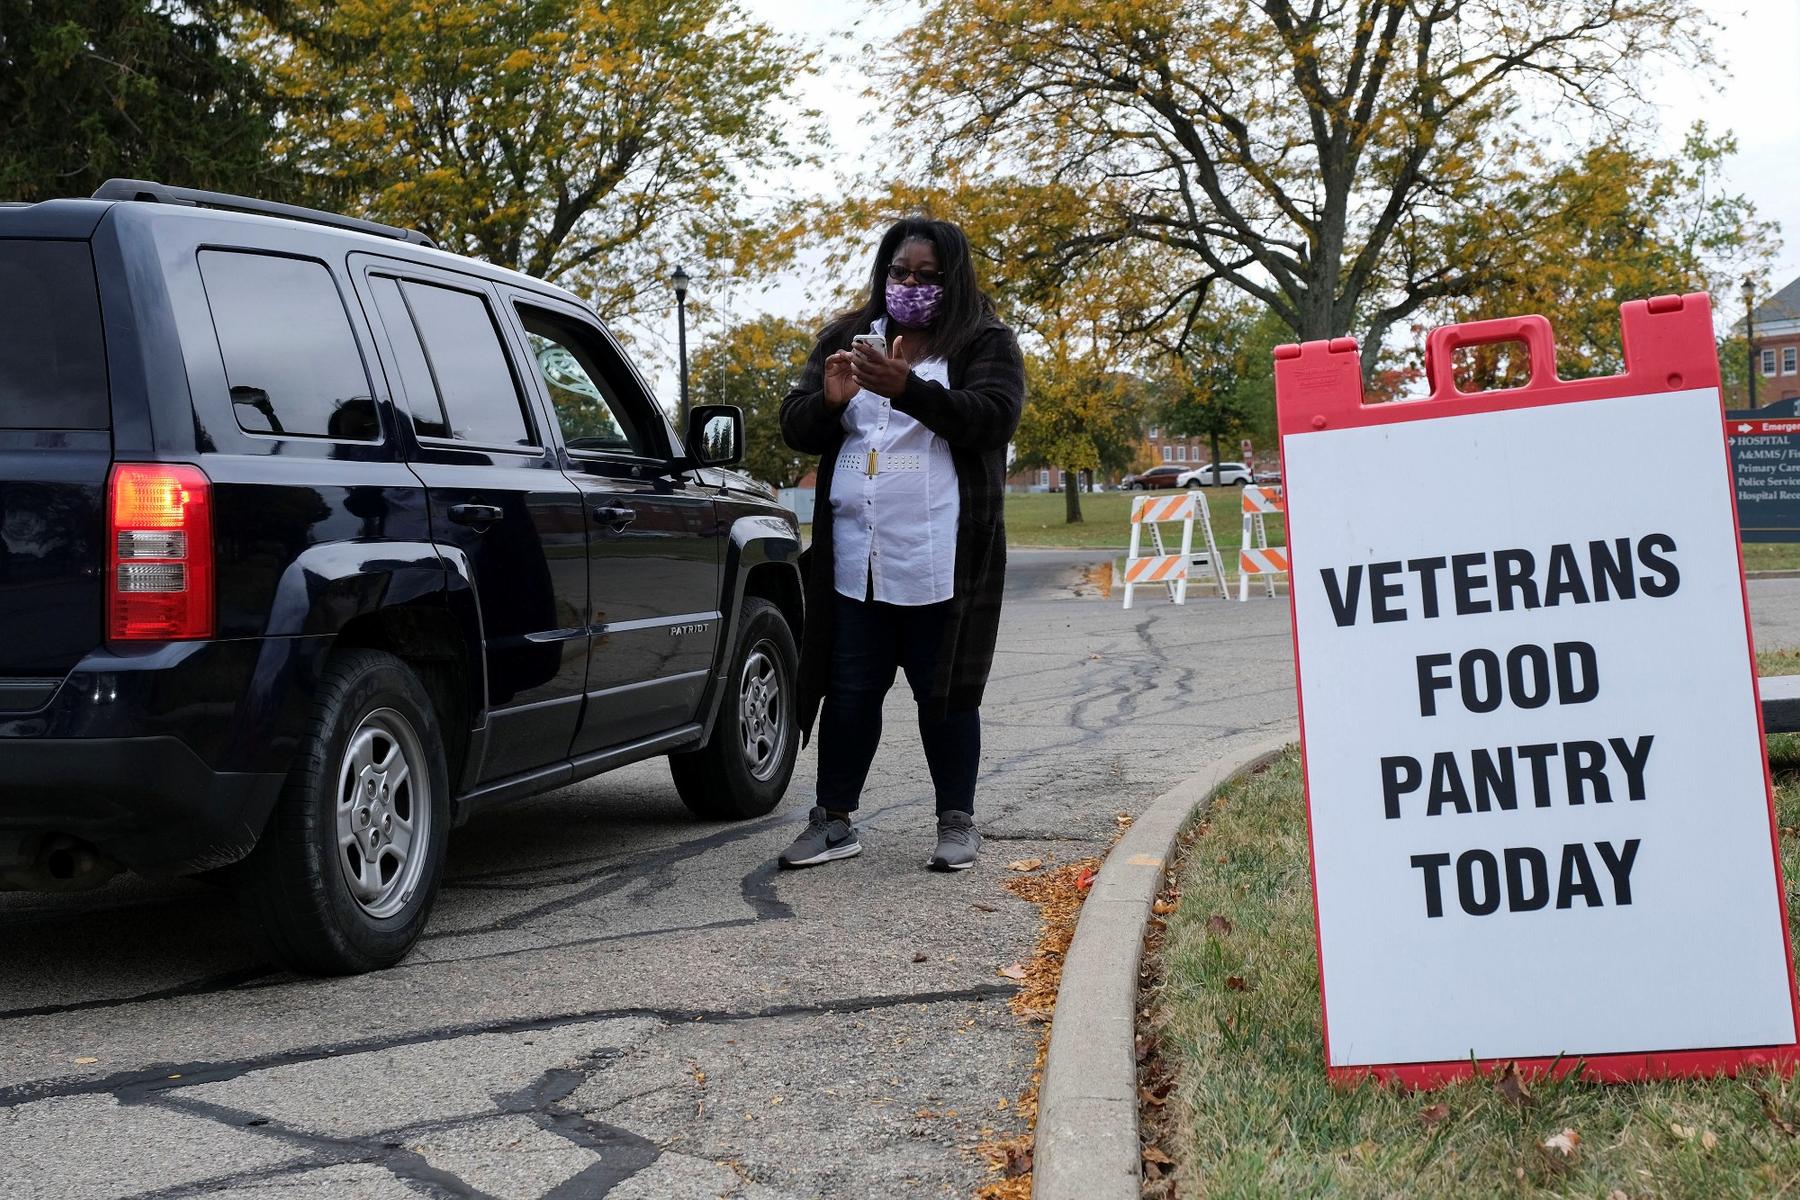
[
  {"xmin": 1014, "ymin": 357, "xmax": 1143, "ymax": 524},
  {"xmin": 240, "ymin": 0, "xmax": 814, "ymax": 322},
  {"xmin": 1431, "ymin": 125, "xmax": 1778, "ymax": 390},
  {"xmin": 883, "ymin": 0, "xmax": 1719, "ymax": 382},
  {"xmin": 691, "ymin": 314, "xmax": 815, "ymax": 489}
]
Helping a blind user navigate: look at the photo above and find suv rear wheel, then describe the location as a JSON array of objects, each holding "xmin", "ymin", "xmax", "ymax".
[
  {"xmin": 670, "ymin": 597, "xmax": 798, "ymax": 820},
  {"xmin": 236, "ymin": 649, "xmax": 450, "ymax": 974}
]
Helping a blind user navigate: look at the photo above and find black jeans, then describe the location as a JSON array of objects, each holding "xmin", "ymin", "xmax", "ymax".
[{"xmin": 815, "ymin": 593, "xmax": 980, "ymax": 816}]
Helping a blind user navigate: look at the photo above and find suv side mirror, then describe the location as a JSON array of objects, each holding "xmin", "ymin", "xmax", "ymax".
[{"xmin": 685, "ymin": 404, "xmax": 743, "ymax": 468}]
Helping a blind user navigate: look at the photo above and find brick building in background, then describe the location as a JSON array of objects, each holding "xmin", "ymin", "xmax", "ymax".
[{"xmin": 1748, "ymin": 276, "xmax": 1800, "ymax": 408}]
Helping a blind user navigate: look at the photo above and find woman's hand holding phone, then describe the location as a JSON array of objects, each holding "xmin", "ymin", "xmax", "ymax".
[{"xmin": 850, "ymin": 335, "xmax": 912, "ymax": 400}]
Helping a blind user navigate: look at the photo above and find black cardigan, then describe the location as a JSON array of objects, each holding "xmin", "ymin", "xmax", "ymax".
[{"xmin": 780, "ymin": 315, "xmax": 1026, "ymax": 737}]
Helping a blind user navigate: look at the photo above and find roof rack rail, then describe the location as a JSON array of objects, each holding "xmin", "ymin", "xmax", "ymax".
[{"xmin": 91, "ymin": 178, "xmax": 437, "ymax": 249}]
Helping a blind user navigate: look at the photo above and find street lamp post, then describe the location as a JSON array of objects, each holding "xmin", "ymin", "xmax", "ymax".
[
  {"xmin": 1744, "ymin": 277, "xmax": 1759, "ymax": 410},
  {"xmin": 673, "ymin": 265, "xmax": 691, "ymax": 433}
]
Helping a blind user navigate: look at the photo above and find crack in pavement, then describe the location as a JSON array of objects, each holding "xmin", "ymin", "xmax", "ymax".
[
  {"xmin": 0, "ymin": 965, "xmax": 278, "ymax": 1022},
  {"xmin": 142, "ymin": 1093, "xmax": 494, "ymax": 1199},
  {"xmin": 0, "ymin": 984, "xmax": 1016, "ymax": 1111},
  {"xmin": 398, "ymin": 857, "xmax": 793, "ymax": 971},
  {"xmin": 738, "ymin": 860, "xmax": 793, "ymax": 921},
  {"xmin": 404, "ymin": 916, "xmax": 764, "ymax": 971},
  {"xmin": 130, "ymin": 1047, "xmax": 679, "ymax": 1200},
  {"xmin": 2, "ymin": 852, "xmax": 801, "ymax": 1016},
  {"xmin": 424, "ymin": 815, "xmax": 789, "ymax": 941},
  {"xmin": 498, "ymin": 1057, "xmax": 664, "ymax": 1198}
]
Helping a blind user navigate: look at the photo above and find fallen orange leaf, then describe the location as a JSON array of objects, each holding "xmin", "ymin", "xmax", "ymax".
[{"xmin": 1541, "ymin": 1128, "xmax": 1580, "ymax": 1157}]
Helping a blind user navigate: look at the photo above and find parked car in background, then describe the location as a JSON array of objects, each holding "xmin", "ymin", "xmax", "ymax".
[
  {"xmin": 1179, "ymin": 462, "xmax": 1253, "ymax": 487},
  {"xmin": 1253, "ymin": 467, "xmax": 1283, "ymax": 485},
  {"xmin": 1121, "ymin": 464, "xmax": 1188, "ymax": 490},
  {"xmin": 0, "ymin": 179, "xmax": 804, "ymax": 975}
]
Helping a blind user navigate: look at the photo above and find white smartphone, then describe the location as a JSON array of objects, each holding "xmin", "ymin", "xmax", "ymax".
[{"xmin": 851, "ymin": 333, "xmax": 887, "ymax": 357}]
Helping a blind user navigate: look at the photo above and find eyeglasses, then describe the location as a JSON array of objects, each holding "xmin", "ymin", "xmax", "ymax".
[{"xmin": 887, "ymin": 264, "xmax": 944, "ymax": 286}]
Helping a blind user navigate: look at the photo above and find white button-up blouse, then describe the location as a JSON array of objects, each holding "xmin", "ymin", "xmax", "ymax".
[{"xmin": 830, "ymin": 318, "xmax": 960, "ymax": 605}]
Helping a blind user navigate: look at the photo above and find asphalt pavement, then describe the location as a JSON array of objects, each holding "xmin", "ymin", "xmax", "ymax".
[{"xmin": 6, "ymin": 563, "xmax": 1797, "ymax": 1199}]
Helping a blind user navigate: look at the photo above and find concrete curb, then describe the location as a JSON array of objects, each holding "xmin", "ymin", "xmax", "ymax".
[{"xmin": 1031, "ymin": 729, "xmax": 1297, "ymax": 1200}]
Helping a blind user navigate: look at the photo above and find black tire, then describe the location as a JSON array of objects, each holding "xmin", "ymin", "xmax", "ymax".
[
  {"xmin": 1187, "ymin": 478, "xmax": 1203, "ymax": 489},
  {"xmin": 670, "ymin": 597, "xmax": 799, "ymax": 820},
  {"xmin": 235, "ymin": 649, "xmax": 450, "ymax": 975}
]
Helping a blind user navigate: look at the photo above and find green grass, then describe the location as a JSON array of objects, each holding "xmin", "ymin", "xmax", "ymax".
[
  {"xmin": 1762, "ymin": 648, "xmax": 1800, "ymax": 677},
  {"xmin": 1741, "ymin": 544, "xmax": 1800, "ymax": 574},
  {"xmin": 999, "ymin": 492, "xmax": 1800, "ymax": 573},
  {"xmin": 1151, "ymin": 747, "xmax": 1800, "ymax": 1198},
  {"xmin": 1003, "ymin": 488, "xmax": 1283, "ymax": 550},
  {"xmin": 806, "ymin": 490, "xmax": 1800, "ymax": 571}
]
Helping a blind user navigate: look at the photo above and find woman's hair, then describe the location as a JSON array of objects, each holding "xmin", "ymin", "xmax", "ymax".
[{"xmin": 820, "ymin": 217, "xmax": 995, "ymax": 361}]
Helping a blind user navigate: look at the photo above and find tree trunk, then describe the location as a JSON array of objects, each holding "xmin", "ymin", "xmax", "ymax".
[
  {"xmin": 1064, "ymin": 468, "xmax": 1083, "ymax": 523},
  {"xmin": 1209, "ymin": 432, "xmax": 1222, "ymax": 486}
]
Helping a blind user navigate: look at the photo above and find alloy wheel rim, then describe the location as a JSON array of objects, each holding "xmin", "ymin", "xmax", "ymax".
[
  {"xmin": 334, "ymin": 707, "xmax": 430, "ymax": 919},
  {"xmin": 738, "ymin": 642, "xmax": 788, "ymax": 782}
]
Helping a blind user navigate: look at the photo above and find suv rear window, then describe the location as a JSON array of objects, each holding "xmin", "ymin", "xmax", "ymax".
[
  {"xmin": 197, "ymin": 250, "xmax": 378, "ymax": 440},
  {"xmin": 0, "ymin": 241, "xmax": 108, "ymax": 429}
]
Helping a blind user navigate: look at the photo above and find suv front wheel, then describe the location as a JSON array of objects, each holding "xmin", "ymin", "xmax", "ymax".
[
  {"xmin": 670, "ymin": 597, "xmax": 798, "ymax": 820},
  {"xmin": 236, "ymin": 649, "xmax": 450, "ymax": 974}
]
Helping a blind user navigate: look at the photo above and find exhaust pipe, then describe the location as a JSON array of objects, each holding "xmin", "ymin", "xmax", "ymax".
[{"xmin": 0, "ymin": 835, "xmax": 121, "ymax": 892}]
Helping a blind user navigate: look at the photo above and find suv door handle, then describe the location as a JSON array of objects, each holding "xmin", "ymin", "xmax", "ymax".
[
  {"xmin": 592, "ymin": 504, "xmax": 637, "ymax": 529},
  {"xmin": 448, "ymin": 503, "xmax": 505, "ymax": 528}
]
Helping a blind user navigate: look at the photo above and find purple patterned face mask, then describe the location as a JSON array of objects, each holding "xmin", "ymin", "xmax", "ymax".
[{"xmin": 886, "ymin": 281, "xmax": 944, "ymax": 327}]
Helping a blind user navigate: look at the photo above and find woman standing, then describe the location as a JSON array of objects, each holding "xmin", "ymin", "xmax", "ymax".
[{"xmin": 777, "ymin": 218, "xmax": 1025, "ymax": 872}]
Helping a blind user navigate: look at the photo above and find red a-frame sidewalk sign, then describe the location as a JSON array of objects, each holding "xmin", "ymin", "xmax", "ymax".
[{"xmin": 1275, "ymin": 294, "xmax": 1800, "ymax": 1086}]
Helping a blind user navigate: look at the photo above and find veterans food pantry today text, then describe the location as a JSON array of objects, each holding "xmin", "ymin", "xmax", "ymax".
[{"xmin": 1321, "ymin": 531, "xmax": 1679, "ymax": 919}]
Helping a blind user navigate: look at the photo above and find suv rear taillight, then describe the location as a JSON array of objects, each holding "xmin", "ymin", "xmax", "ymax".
[{"xmin": 107, "ymin": 464, "xmax": 214, "ymax": 641}]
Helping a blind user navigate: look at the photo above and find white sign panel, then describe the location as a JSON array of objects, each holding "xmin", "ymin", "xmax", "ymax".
[{"xmin": 1288, "ymin": 387, "xmax": 1796, "ymax": 1069}]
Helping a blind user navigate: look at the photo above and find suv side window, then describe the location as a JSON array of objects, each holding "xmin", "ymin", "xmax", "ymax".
[
  {"xmin": 197, "ymin": 250, "xmax": 377, "ymax": 440},
  {"xmin": 515, "ymin": 303, "xmax": 657, "ymax": 457},
  {"xmin": 366, "ymin": 277, "xmax": 449, "ymax": 438},
  {"xmin": 394, "ymin": 279, "xmax": 535, "ymax": 447}
]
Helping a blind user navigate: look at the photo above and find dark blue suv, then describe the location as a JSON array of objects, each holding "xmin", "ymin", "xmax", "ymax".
[{"xmin": 0, "ymin": 180, "xmax": 804, "ymax": 974}]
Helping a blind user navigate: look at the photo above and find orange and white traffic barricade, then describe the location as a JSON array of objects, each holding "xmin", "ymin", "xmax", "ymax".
[
  {"xmin": 1237, "ymin": 484, "xmax": 1288, "ymax": 600},
  {"xmin": 1122, "ymin": 492, "xmax": 1227, "ymax": 608}
]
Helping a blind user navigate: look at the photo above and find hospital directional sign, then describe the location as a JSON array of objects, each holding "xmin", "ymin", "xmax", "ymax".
[{"xmin": 1728, "ymin": 398, "xmax": 1800, "ymax": 543}]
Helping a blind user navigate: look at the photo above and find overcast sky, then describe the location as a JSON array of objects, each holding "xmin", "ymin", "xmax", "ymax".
[
  {"xmin": 646, "ymin": 0, "xmax": 1800, "ymax": 399},
  {"xmin": 1657, "ymin": 1, "xmax": 1800, "ymax": 291}
]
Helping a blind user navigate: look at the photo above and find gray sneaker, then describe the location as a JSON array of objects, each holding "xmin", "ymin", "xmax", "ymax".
[
  {"xmin": 778, "ymin": 806, "xmax": 862, "ymax": 869},
  {"xmin": 928, "ymin": 811, "xmax": 981, "ymax": 872}
]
